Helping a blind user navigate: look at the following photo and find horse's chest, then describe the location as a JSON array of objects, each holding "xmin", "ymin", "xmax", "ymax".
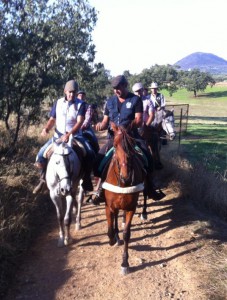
[{"xmin": 108, "ymin": 193, "xmax": 138, "ymax": 211}]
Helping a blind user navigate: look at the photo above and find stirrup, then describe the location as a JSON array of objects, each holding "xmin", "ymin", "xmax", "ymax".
[
  {"xmin": 88, "ymin": 188, "xmax": 104, "ymax": 206},
  {"xmin": 91, "ymin": 191, "xmax": 102, "ymax": 205}
]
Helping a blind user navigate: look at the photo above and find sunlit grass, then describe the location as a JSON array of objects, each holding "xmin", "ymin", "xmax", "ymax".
[{"xmin": 161, "ymin": 86, "xmax": 227, "ymax": 174}]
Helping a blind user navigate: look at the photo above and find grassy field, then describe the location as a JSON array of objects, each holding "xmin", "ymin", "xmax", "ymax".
[{"xmin": 162, "ymin": 84, "xmax": 227, "ymax": 176}]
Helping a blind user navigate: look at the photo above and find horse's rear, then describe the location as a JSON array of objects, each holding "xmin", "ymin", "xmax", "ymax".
[
  {"xmin": 103, "ymin": 123, "xmax": 145, "ymax": 274},
  {"xmin": 46, "ymin": 140, "xmax": 83, "ymax": 247}
]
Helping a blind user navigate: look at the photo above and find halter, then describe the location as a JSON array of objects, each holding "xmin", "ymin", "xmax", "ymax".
[
  {"xmin": 54, "ymin": 151, "xmax": 74, "ymax": 195},
  {"xmin": 113, "ymin": 151, "xmax": 132, "ymax": 185},
  {"xmin": 110, "ymin": 127, "xmax": 136, "ymax": 186},
  {"xmin": 103, "ymin": 127, "xmax": 144, "ymax": 193},
  {"xmin": 161, "ymin": 110, "xmax": 175, "ymax": 139}
]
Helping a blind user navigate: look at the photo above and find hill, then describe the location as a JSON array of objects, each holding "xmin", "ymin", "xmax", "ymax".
[{"xmin": 174, "ymin": 52, "xmax": 227, "ymax": 74}]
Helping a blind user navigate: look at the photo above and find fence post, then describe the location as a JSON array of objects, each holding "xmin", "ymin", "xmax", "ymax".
[{"xmin": 178, "ymin": 108, "xmax": 183, "ymax": 152}]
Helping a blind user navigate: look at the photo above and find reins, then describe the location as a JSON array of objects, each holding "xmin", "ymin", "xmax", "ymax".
[
  {"xmin": 111, "ymin": 127, "xmax": 136, "ymax": 185},
  {"xmin": 54, "ymin": 151, "xmax": 74, "ymax": 194}
]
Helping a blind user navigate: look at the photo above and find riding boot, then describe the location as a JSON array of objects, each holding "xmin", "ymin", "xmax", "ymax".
[
  {"xmin": 81, "ymin": 174, "xmax": 93, "ymax": 192},
  {"xmin": 145, "ymin": 174, "xmax": 166, "ymax": 201},
  {"xmin": 92, "ymin": 186, "xmax": 105, "ymax": 205},
  {"xmin": 33, "ymin": 169, "xmax": 46, "ymax": 194}
]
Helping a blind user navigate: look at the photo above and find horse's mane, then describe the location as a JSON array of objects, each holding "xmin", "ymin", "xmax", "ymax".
[{"xmin": 115, "ymin": 126, "xmax": 136, "ymax": 156}]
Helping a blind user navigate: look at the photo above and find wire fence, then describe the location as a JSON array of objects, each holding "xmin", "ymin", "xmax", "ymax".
[{"xmin": 165, "ymin": 104, "xmax": 227, "ymax": 181}]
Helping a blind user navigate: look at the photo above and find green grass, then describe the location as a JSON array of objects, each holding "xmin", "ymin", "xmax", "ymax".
[
  {"xmin": 161, "ymin": 85, "xmax": 227, "ymax": 175},
  {"xmin": 181, "ymin": 123, "xmax": 227, "ymax": 173}
]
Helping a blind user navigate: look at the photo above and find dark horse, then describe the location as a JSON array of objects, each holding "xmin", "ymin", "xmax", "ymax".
[
  {"xmin": 140, "ymin": 109, "xmax": 175, "ymax": 170},
  {"xmin": 137, "ymin": 109, "xmax": 173, "ymax": 220},
  {"xmin": 102, "ymin": 122, "xmax": 145, "ymax": 275}
]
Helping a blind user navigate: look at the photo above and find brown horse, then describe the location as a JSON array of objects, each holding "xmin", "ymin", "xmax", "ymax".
[{"xmin": 102, "ymin": 122, "xmax": 145, "ymax": 275}]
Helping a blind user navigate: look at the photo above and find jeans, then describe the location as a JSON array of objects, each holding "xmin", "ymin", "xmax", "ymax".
[{"xmin": 35, "ymin": 137, "xmax": 55, "ymax": 164}]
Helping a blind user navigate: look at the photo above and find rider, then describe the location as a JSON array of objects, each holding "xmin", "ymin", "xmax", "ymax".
[
  {"xmin": 132, "ymin": 82, "xmax": 155, "ymax": 128},
  {"xmin": 77, "ymin": 90, "xmax": 100, "ymax": 154},
  {"xmin": 132, "ymin": 82, "xmax": 163, "ymax": 170},
  {"xmin": 93, "ymin": 75, "xmax": 165, "ymax": 204},
  {"xmin": 149, "ymin": 82, "xmax": 166, "ymax": 110},
  {"xmin": 33, "ymin": 80, "xmax": 93, "ymax": 194},
  {"xmin": 149, "ymin": 82, "xmax": 168, "ymax": 168}
]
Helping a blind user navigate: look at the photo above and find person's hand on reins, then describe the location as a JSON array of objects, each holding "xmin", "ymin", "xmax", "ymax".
[{"xmin": 61, "ymin": 132, "xmax": 70, "ymax": 143}]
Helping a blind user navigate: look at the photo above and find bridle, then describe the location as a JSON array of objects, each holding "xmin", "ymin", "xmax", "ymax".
[
  {"xmin": 54, "ymin": 151, "xmax": 73, "ymax": 194},
  {"xmin": 113, "ymin": 151, "xmax": 132, "ymax": 185},
  {"xmin": 160, "ymin": 110, "xmax": 175, "ymax": 139},
  {"xmin": 111, "ymin": 128, "xmax": 135, "ymax": 185}
]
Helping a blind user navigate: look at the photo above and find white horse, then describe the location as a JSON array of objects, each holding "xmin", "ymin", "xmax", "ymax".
[
  {"xmin": 46, "ymin": 139, "xmax": 84, "ymax": 247},
  {"xmin": 154, "ymin": 108, "xmax": 176, "ymax": 141}
]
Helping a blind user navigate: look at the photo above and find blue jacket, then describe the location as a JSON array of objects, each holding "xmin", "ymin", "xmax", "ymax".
[{"xmin": 105, "ymin": 92, "xmax": 142, "ymax": 127}]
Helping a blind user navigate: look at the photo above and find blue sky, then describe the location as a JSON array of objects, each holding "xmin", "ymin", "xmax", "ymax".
[{"xmin": 89, "ymin": 0, "xmax": 227, "ymax": 76}]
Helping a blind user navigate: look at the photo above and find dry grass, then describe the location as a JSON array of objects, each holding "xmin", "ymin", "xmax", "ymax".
[
  {"xmin": 0, "ymin": 126, "xmax": 53, "ymax": 297},
  {"xmin": 161, "ymin": 147, "xmax": 227, "ymax": 299}
]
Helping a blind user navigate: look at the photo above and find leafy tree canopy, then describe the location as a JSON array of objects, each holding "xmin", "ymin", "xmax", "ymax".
[
  {"xmin": 178, "ymin": 68, "xmax": 216, "ymax": 97},
  {"xmin": 0, "ymin": 0, "xmax": 100, "ymax": 144}
]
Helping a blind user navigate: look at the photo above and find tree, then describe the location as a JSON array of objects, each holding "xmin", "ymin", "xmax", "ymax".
[
  {"xmin": 83, "ymin": 63, "xmax": 111, "ymax": 106},
  {"xmin": 0, "ymin": 0, "xmax": 97, "ymax": 145},
  {"xmin": 126, "ymin": 65, "xmax": 179, "ymax": 96},
  {"xmin": 179, "ymin": 69, "xmax": 216, "ymax": 97}
]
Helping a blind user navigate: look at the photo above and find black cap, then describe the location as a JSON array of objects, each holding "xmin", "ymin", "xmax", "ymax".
[
  {"xmin": 77, "ymin": 90, "xmax": 86, "ymax": 95},
  {"xmin": 111, "ymin": 75, "xmax": 128, "ymax": 88}
]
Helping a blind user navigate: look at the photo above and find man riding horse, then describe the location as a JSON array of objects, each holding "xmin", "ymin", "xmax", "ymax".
[
  {"xmin": 92, "ymin": 75, "xmax": 165, "ymax": 204},
  {"xmin": 33, "ymin": 80, "xmax": 96, "ymax": 194}
]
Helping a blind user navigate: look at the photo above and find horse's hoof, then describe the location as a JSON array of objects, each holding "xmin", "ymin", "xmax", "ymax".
[
  {"xmin": 75, "ymin": 223, "xmax": 81, "ymax": 231},
  {"xmin": 114, "ymin": 239, "xmax": 121, "ymax": 247},
  {"xmin": 140, "ymin": 213, "xmax": 147, "ymax": 221},
  {"xmin": 121, "ymin": 266, "xmax": 129, "ymax": 275},
  {"xmin": 64, "ymin": 238, "xmax": 73, "ymax": 246}
]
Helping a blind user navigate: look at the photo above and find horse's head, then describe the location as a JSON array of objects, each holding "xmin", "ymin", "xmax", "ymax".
[
  {"xmin": 162, "ymin": 109, "xmax": 176, "ymax": 140},
  {"xmin": 52, "ymin": 141, "xmax": 75, "ymax": 196},
  {"xmin": 111, "ymin": 122, "xmax": 135, "ymax": 185}
]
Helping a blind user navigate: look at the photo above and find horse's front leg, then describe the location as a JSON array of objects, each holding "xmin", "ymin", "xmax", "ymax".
[
  {"xmin": 64, "ymin": 194, "xmax": 74, "ymax": 246},
  {"xmin": 50, "ymin": 192, "xmax": 65, "ymax": 247},
  {"xmin": 75, "ymin": 185, "xmax": 84, "ymax": 231},
  {"xmin": 114, "ymin": 212, "xmax": 120, "ymax": 245},
  {"xmin": 121, "ymin": 210, "xmax": 135, "ymax": 275},
  {"xmin": 105, "ymin": 206, "xmax": 117, "ymax": 246}
]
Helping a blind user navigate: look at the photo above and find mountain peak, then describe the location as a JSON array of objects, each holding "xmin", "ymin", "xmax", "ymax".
[{"xmin": 174, "ymin": 52, "xmax": 227, "ymax": 74}]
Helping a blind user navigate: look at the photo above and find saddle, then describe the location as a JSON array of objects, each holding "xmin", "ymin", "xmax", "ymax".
[
  {"xmin": 43, "ymin": 139, "xmax": 87, "ymax": 162},
  {"xmin": 97, "ymin": 146, "xmax": 147, "ymax": 180}
]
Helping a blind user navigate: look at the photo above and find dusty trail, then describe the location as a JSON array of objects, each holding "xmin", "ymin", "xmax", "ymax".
[
  {"xmin": 6, "ymin": 181, "xmax": 210, "ymax": 300},
  {"xmin": 5, "ymin": 137, "xmax": 227, "ymax": 300}
]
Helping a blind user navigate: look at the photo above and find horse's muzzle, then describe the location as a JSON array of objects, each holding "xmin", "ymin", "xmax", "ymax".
[
  {"xmin": 60, "ymin": 187, "xmax": 72, "ymax": 196},
  {"xmin": 169, "ymin": 133, "xmax": 176, "ymax": 140}
]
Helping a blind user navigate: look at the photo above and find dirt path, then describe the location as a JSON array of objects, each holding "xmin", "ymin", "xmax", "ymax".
[
  {"xmin": 5, "ymin": 138, "xmax": 227, "ymax": 300},
  {"xmin": 6, "ymin": 182, "xmax": 214, "ymax": 300}
]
